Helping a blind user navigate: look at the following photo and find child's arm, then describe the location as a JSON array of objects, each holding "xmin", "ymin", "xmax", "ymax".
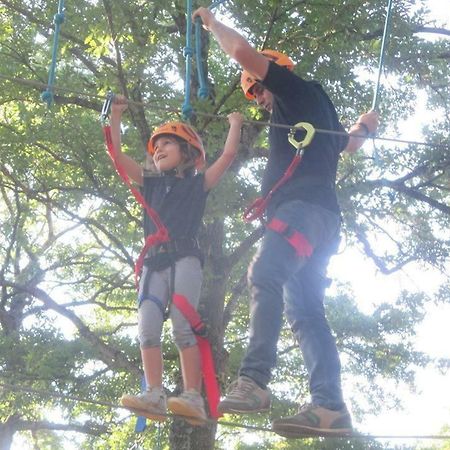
[
  {"xmin": 109, "ymin": 95, "xmax": 144, "ymax": 186},
  {"xmin": 344, "ymin": 110, "xmax": 379, "ymax": 154},
  {"xmin": 204, "ymin": 112, "xmax": 244, "ymax": 191}
]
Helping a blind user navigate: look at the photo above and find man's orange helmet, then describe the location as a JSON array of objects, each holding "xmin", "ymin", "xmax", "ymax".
[
  {"xmin": 147, "ymin": 122, "xmax": 206, "ymax": 169},
  {"xmin": 241, "ymin": 49, "xmax": 295, "ymax": 100}
]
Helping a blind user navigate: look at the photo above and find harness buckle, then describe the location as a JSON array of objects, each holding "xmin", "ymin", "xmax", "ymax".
[{"xmin": 288, "ymin": 122, "xmax": 316, "ymax": 155}]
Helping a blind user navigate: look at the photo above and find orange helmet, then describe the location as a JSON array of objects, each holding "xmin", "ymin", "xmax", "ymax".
[
  {"xmin": 147, "ymin": 121, "xmax": 206, "ymax": 169},
  {"xmin": 241, "ymin": 49, "xmax": 295, "ymax": 100}
]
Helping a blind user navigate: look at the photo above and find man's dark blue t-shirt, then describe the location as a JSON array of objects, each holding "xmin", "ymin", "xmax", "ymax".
[{"xmin": 261, "ymin": 62, "xmax": 349, "ymax": 216}]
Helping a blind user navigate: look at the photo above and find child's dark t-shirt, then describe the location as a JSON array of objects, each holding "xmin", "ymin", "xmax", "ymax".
[{"xmin": 142, "ymin": 173, "xmax": 208, "ymax": 262}]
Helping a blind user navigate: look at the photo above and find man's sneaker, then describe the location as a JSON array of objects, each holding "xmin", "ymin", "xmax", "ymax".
[
  {"xmin": 217, "ymin": 376, "xmax": 271, "ymax": 414},
  {"xmin": 272, "ymin": 403, "xmax": 353, "ymax": 438},
  {"xmin": 167, "ymin": 389, "xmax": 207, "ymax": 426},
  {"xmin": 121, "ymin": 387, "xmax": 167, "ymax": 422}
]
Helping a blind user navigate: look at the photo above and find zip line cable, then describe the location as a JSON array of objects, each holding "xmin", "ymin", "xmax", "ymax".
[
  {"xmin": 0, "ymin": 73, "xmax": 447, "ymax": 151},
  {"xmin": 1, "ymin": 382, "xmax": 449, "ymax": 440},
  {"xmin": 0, "ymin": 383, "xmax": 450, "ymax": 440}
]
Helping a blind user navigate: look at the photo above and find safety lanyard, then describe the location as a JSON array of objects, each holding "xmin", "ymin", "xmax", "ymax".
[{"xmin": 243, "ymin": 122, "xmax": 316, "ymax": 222}]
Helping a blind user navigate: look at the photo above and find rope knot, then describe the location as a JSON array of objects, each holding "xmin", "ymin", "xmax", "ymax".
[
  {"xmin": 182, "ymin": 103, "xmax": 193, "ymax": 120},
  {"xmin": 183, "ymin": 46, "xmax": 194, "ymax": 57},
  {"xmin": 54, "ymin": 12, "xmax": 65, "ymax": 25},
  {"xmin": 41, "ymin": 90, "xmax": 54, "ymax": 106},
  {"xmin": 197, "ymin": 86, "xmax": 209, "ymax": 99}
]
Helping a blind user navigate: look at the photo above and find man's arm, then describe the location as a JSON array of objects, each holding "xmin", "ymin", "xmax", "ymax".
[
  {"xmin": 345, "ymin": 110, "xmax": 379, "ymax": 154},
  {"xmin": 193, "ymin": 7, "xmax": 268, "ymax": 80}
]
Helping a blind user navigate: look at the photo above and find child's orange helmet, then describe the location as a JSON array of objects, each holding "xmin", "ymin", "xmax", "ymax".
[
  {"xmin": 147, "ymin": 122, "xmax": 206, "ymax": 169},
  {"xmin": 241, "ymin": 49, "xmax": 295, "ymax": 100}
]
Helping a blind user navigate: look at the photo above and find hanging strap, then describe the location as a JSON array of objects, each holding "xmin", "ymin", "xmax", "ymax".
[
  {"xmin": 172, "ymin": 293, "xmax": 221, "ymax": 419},
  {"xmin": 243, "ymin": 122, "xmax": 316, "ymax": 223}
]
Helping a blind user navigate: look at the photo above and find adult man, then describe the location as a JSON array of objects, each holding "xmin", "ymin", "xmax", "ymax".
[{"xmin": 193, "ymin": 7, "xmax": 378, "ymax": 437}]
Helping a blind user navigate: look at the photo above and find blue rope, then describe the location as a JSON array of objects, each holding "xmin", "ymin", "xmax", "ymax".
[
  {"xmin": 372, "ymin": 0, "xmax": 394, "ymax": 111},
  {"xmin": 41, "ymin": 0, "xmax": 65, "ymax": 107},
  {"xmin": 185, "ymin": 0, "xmax": 228, "ymax": 116},
  {"xmin": 182, "ymin": 0, "xmax": 194, "ymax": 119},
  {"xmin": 194, "ymin": 0, "xmax": 228, "ymax": 99},
  {"xmin": 195, "ymin": 18, "xmax": 209, "ymax": 99}
]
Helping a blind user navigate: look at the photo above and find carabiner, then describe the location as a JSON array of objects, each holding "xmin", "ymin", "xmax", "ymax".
[
  {"xmin": 288, "ymin": 122, "xmax": 315, "ymax": 154},
  {"xmin": 100, "ymin": 91, "xmax": 115, "ymax": 124}
]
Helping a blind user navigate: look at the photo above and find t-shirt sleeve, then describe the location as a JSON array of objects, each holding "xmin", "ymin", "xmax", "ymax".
[{"xmin": 261, "ymin": 61, "xmax": 315, "ymax": 103}]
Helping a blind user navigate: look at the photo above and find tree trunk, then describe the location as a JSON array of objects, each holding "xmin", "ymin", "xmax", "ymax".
[{"xmin": 0, "ymin": 416, "xmax": 16, "ymax": 450}]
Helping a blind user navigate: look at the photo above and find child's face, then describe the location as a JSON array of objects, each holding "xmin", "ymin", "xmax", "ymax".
[{"xmin": 152, "ymin": 135, "xmax": 184, "ymax": 172}]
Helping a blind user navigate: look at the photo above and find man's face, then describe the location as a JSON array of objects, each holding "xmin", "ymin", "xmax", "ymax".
[{"xmin": 252, "ymin": 83, "xmax": 274, "ymax": 113}]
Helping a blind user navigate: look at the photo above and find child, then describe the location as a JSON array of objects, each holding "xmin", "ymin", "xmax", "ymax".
[{"xmin": 108, "ymin": 95, "xmax": 243, "ymax": 425}]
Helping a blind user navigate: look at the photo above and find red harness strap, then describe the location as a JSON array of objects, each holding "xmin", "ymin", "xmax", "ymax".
[
  {"xmin": 103, "ymin": 125, "xmax": 221, "ymax": 419},
  {"xmin": 172, "ymin": 293, "xmax": 221, "ymax": 419},
  {"xmin": 267, "ymin": 217, "xmax": 313, "ymax": 258},
  {"xmin": 243, "ymin": 153, "xmax": 302, "ymax": 223}
]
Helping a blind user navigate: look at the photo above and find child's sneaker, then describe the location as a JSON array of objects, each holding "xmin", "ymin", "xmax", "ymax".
[
  {"xmin": 167, "ymin": 389, "xmax": 207, "ymax": 426},
  {"xmin": 121, "ymin": 387, "xmax": 167, "ymax": 422},
  {"xmin": 272, "ymin": 403, "xmax": 353, "ymax": 438}
]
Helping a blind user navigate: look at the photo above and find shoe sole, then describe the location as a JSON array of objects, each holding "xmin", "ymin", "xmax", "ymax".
[
  {"xmin": 167, "ymin": 397, "xmax": 207, "ymax": 426},
  {"xmin": 218, "ymin": 406, "xmax": 271, "ymax": 414},
  {"xmin": 218, "ymin": 403, "xmax": 270, "ymax": 414},
  {"xmin": 272, "ymin": 424, "xmax": 353, "ymax": 438},
  {"xmin": 121, "ymin": 399, "xmax": 167, "ymax": 422}
]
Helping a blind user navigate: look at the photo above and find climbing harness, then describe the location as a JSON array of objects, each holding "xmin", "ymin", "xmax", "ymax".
[
  {"xmin": 243, "ymin": 122, "xmax": 316, "ymax": 223},
  {"xmin": 41, "ymin": 0, "xmax": 65, "ymax": 107},
  {"xmin": 266, "ymin": 218, "xmax": 314, "ymax": 257},
  {"xmin": 100, "ymin": 92, "xmax": 221, "ymax": 420}
]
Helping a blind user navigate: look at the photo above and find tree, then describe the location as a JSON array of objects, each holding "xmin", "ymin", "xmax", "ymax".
[{"xmin": 0, "ymin": 0, "xmax": 449, "ymax": 449}]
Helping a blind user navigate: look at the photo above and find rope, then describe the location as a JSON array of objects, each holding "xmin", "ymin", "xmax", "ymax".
[
  {"xmin": 1, "ymin": 383, "xmax": 450, "ymax": 440},
  {"xmin": 195, "ymin": 17, "xmax": 209, "ymax": 99},
  {"xmin": 0, "ymin": 73, "xmax": 447, "ymax": 151},
  {"xmin": 194, "ymin": 0, "xmax": 228, "ymax": 100},
  {"xmin": 182, "ymin": 0, "xmax": 194, "ymax": 119},
  {"xmin": 372, "ymin": 0, "xmax": 394, "ymax": 111},
  {"xmin": 41, "ymin": 0, "xmax": 65, "ymax": 107}
]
